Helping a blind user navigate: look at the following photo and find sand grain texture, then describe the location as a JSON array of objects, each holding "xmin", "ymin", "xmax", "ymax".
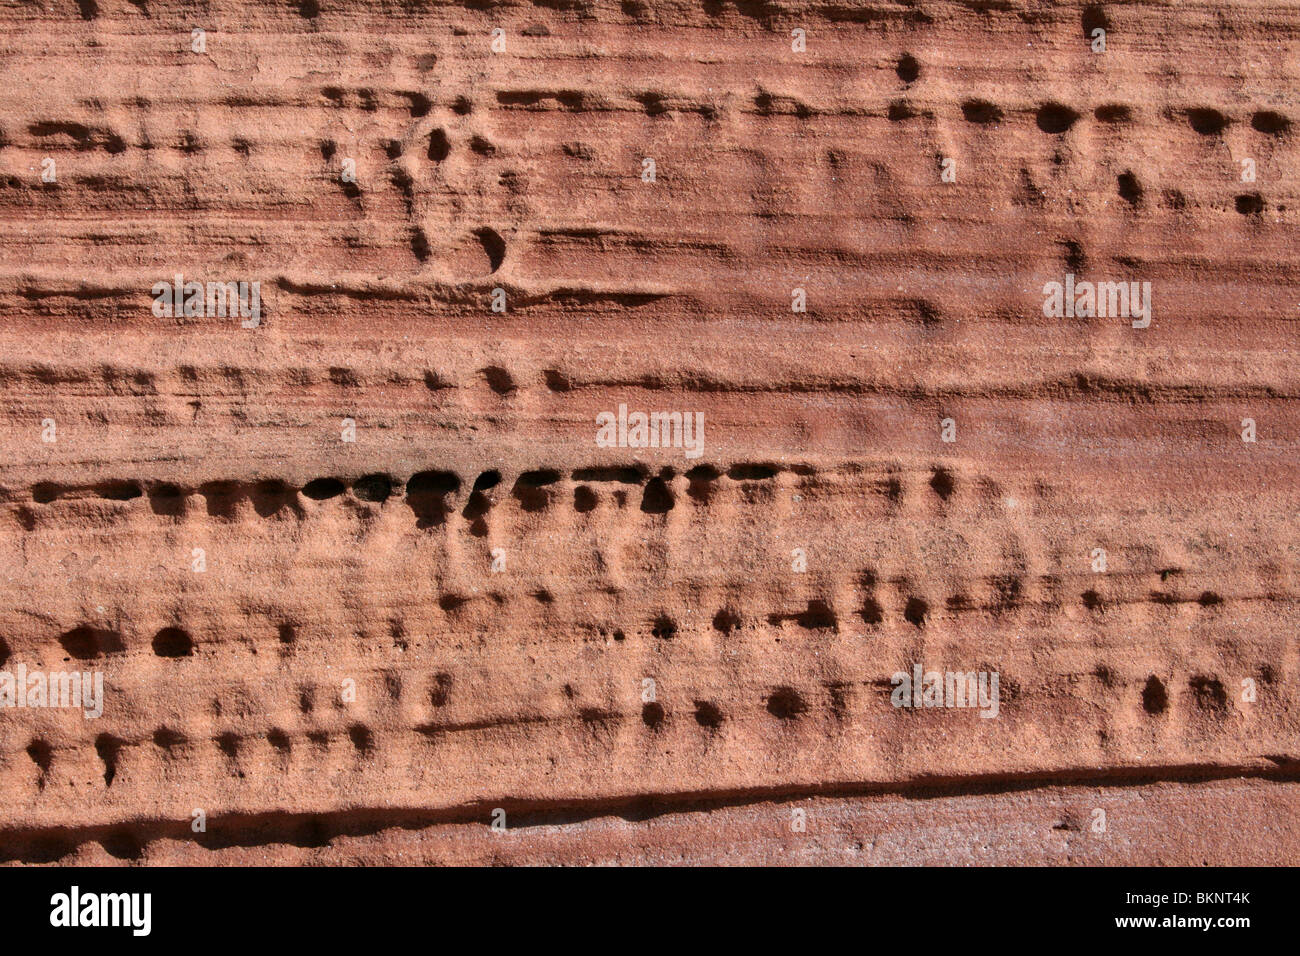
[{"xmin": 0, "ymin": 0, "xmax": 1296, "ymax": 865}]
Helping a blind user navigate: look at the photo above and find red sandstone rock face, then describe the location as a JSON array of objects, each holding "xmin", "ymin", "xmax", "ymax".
[{"xmin": 0, "ymin": 0, "xmax": 1296, "ymax": 866}]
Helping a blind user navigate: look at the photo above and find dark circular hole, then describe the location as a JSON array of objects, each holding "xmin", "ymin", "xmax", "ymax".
[
  {"xmin": 712, "ymin": 609, "xmax": 740, "ymax": 633},
  {"xmin": 475, "ymin": 227, "xmax": 507, "ymax": 273},
  {"xmin": 1036, "ymin": 103, "xmax": 1079, "ymax": 134},
  {"xmin": 302, "ymin": 478, "xmax": 345, "ymax": 500},
  {"xmin": 1117, "ymin": 171, "xmax": 1143, "ymax": 206},
  {"xmin": 961, "ymin": 99, "xmax": 1002, "ymax": 125},
  {"xmin": 640, "ymin": 477, "xmax": 674, "ymax": 514},
  {"xmin": 1141, "ymin": 675, "xmax": 1168, "ymax": 715},
  {"xmin": 1187, "ymin": 108, "xmax": 1229, "ymax": 136},
  {"xmin": 151, "ymin": 627, "xmax": 193, "ymax": 658},
  {"xmin": 352, "ymin": 474, "xmax": 393, "ymax": 502},
  {"xmin": 896, "ymin": 53, "xmax": 920, "ymax": 83},
  {"xmin": 766, "ymin": 687, "xmax": 808, "ymax": 720},
  {"xmin": 428, "ymin": 128, "xmax": 450, "ymax": 161},
  {"xmin": 100, "ymin": 830, "xmax": 144, "ymax": 861},
  {"xmin": 148, "ymin": 483, "xmax": 186, "ymax": 516},
  {"xmin": 641, "ymin": 702, "xmax": 665, "ymax": 729},
  {"xmin": 1094, "ymin": 104, "xmax": 1131, "ymax": 123},
  {"xmin": 859, "ymin": 597, "xmax": 883, "ymax": 625},
  {"xmin": 98, "ymin": 480, "xmax": 143, "ymax": 501},
  {"xmin": 651, "ymin": 616, "xmax": 677, "ymax": 640},
  {"xmin": 694, "ymin": 701, "xmax": 724, "ymax": 728},
  {"xmin": 483, "ymin": 366, "xmax": 515, "ymax": 395},
  {"xmin": 27, "ymin": 738, "xmax": 52, "ymax": 771},
  {"xmin": 153, "ymin": 727, "xmax": 185, "ymax": 749},
  {"xmin": 349, "ymin": 724, "xmax": 374, "ymax": 753},
  {"xmin": 59, "ymin": 626, "xmax": 122, "ymax": 660},
  {"xmin": 1251, "ymin": 110, "xmax": 1290, "ymax": 135},
  {"xmin": 1235, "ymin": 193, "xmax": 1264, "ymax": 215},
  {"xmin": 1081, "ymin": 3, "xmax": 1109, "ymax": 39},
  {"xmin": 929, "ymin": 468, "xmax": 955, "ymax": 500},
  {"xmin": 32, "ymin": 482, "xmax": 60, "ymax": 504},
  {"xmin": 888, "ymin": 101, "xmax": 917, "ymax": 122},
  {"xmin": 903, "ymin": 597, "xmax": 929, "ymax": 627},
  {"xmin": 574, "ymin": 486, "xmax": 597, "ymax": 512},
  {"xmin": 473, "ymin": 470, "xmax": 502, "ymax": 492}
]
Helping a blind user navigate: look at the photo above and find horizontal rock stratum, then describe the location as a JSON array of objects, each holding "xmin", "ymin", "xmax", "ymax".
[{"xmin": 0, "ymin": 0, "xmax": 1296, "ymax": 865}]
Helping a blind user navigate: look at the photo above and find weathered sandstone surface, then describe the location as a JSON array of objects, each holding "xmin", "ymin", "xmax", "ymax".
[{"xmin": 0, "ymin": 0, "xmax": 1296, "ymax": 865}]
